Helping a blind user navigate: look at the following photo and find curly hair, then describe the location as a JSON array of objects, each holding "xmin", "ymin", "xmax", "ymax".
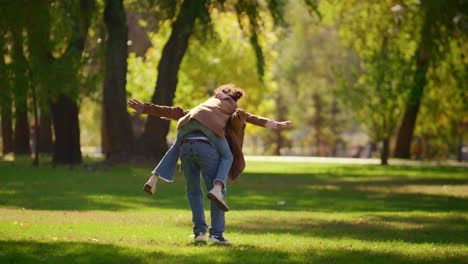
[{"xmin": 213, "ymin": 84, "xmax": 245, "ymax": 102}]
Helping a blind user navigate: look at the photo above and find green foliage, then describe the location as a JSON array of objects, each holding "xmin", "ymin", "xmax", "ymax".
[
  {"xmin": 271, "ymin": 0, "xmax": 350, "ymax": 154},
  {"xmin": 126, "ymin": 12, "xmax": 275, "ymax": 139},
  {"xmin": 415, "ymin": 39, "xmax": 468, "ymax": 159},
  {"xmin": 178, "ymin": 11, "xmax": 277, "ymax": 137},
  {"xmin": 0, "ymin": 28, "xmax": 12, "ymax": 106},
  {"xmin": 336, "ymin": 2, "xmax": 413, "ymax": 139},
  {"xmin": 126, "ymin": 20, "xmax": 171, "ymax": 104}
]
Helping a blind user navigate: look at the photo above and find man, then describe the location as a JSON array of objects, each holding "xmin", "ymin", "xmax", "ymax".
[
  {"xmin": 179, "ymin": 131, "xmax": 229, "ymax": 243},
  {"xmin": 127, "ymin": 97, "xmax": 291, "ymax": 244}
]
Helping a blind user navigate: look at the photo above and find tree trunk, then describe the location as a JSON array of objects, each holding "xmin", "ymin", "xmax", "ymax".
[
  {"xmin": 273, "ymin": 91, "xmax": 287, "ymax": 156},
  {"xmin": 394, "ymin": 48, "xmax": 428, "ymax": 158},
  {"xmin": 0, "ymin": 37, "xmax": 13, "ymax": 155},
  {"xmin": 50, "ymin": 95, "xmax": 82, "ymax": 165},
  {"xmin": 380, "ymin": 137, "xmax": 390, "ymax": 165},
  {"xmin": 38, "ymin": 110, "xmax": 53, "ymax": 153},
  {"xmin": 14, "ymin": 107, "xmax": 31, "ymax": 155},
  {"xmin": 137, "ymin": 0, "xmax": 207, "ymax": 157},
  {"xmin": 11, "ymin": 29, "xmax": 31, "ymax": 155},
  {"xmin": 330, "ymin": 98, "xmax": 339, "ymax": 157},
  {"xmin": 313, "ymin": 94, "xmax": 324, "ymax": 156},
  {"xmin": 456, "ymin": 132, "xmax": 463, "ymax": 162},
  {"xmin": 1, "ymin": 102, "xmax": 14, "ymax": 155},
  {"xmin": 102, "ymin": 0, "xmax": 134, "ymax": 163},
  {"xmin": 101, "ymin": 109, "xmax": 110, "ymax": 156},
  {"xmin": 31, "ymin": 82, "xmax": 40, "ymax": 166}
]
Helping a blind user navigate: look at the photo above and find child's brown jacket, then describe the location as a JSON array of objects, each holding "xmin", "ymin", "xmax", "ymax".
[{"xmin": 142, "ymin": 103, "xmax": 271, "ymax": 181}]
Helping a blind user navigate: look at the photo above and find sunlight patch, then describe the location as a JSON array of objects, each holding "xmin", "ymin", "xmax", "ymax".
[
  {"xmin": 307, "ymin": 185, "xmax": 340, "ymax": 191},
  {"xmin": 2, "ymin": 153, "xmax": 15, "ymax": 161},
  {"xmin": 356, "ymin": 184, "xmax": 468, "ymax": 198},
  {"xmin": 0, "ymin": 190, "xmax": 16, "ymax": 195}
]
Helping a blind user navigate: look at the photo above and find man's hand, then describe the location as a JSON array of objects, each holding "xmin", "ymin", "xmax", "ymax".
[{"xmin": 128, "ymin": 99, "xmax": 145, "ymax": 115}]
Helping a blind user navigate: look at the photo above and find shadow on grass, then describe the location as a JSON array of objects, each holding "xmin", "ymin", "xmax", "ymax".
[
  {"xmin": 0, "ymin": 240, "xmax": 465, "ymax": 264},
  {"xmin": 231, "ymin": 214, "xmax": 468, "ymax": 245},
  {"xmin": 0, "ymin": 160, "xmax": 466, "ymax": 212}
]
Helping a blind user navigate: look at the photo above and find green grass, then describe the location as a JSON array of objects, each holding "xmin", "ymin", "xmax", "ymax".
[{"xmin": 0, "ymin": 157, "xmax": 467, "ymax": 264}]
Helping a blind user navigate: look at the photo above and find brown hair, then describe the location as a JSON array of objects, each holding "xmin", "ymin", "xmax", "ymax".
[{"xmin": 213, "ymin": 84, "xmax": 245, "ymax": 102}]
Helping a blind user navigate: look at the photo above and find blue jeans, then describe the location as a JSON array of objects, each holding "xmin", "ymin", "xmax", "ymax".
[
  {"xmin": 152, "ymin": 119, "xmax": 233, "ymax": 187},
  {"xmin": 180, "ymin": 138, "xmax": 225, "ymax": 236}
]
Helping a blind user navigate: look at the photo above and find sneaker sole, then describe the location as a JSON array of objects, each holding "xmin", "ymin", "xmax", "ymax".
[
  {"xmin": 207, "ymin": 193, "xmax": 229, "ymax": 212},
  {"xmin": 143, "ymin": 184, "xmax": 154, "ymax": 195},
  {"xmin": 208, "ymin": 237, "xmax": 231, "ymax": 244}
]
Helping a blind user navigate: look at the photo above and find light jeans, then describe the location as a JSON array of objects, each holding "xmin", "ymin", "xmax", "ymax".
[
  {"xmin": 180, "ymin": 137, "xmax": 225, "ymax": 236},
  {"xmin": 152, "ymin": 119, "xmax": 233, "ymax": 187}
]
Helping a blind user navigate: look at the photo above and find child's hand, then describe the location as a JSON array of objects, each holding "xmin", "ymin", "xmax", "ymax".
[
  {"xmin": 215, "ymin": 92, "xmax": 230, "ymax": 100},
  {"xmin": 128, "ymin": 99, "xmax": 145, "ymax": 115},
  {"xmin": 275, "ymin": 121, "xmax": 292, "ymax": 128},
  {"xmin": 235, "ymin": 108, "xmax": 246, "ymax": 113},
  {"xmin": 265, "ymin": 120, "xmax": 292, "ymax": 128}
]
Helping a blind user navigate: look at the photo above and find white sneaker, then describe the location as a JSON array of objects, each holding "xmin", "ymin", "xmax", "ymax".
[
  {"xmin": 194, "ymin": 232, "xmax": 207, "ymax": 242},
  {"xmin": 207, "ymin": 188, "xmax": 229, "ymax": 212},
  {"xmin": 143, "ymin": 175, "xmax": 158, "ymax": 195},
  {"xmin": 209, "ymin": 235, "xmax": 230, "ymax": 244}
]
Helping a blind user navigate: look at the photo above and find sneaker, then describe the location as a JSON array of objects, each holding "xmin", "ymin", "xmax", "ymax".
[
  {"xmin": 194, "ymin": 232, "xmax": 207, "ymax": 242},
  {"xmin": 209, "ymin": 235, "xmax": 230, "ymax": 244},
  {"xmin": 207, "ymin": 189, "xmax": 229, "ymax": 212},
  {"xmin": 143, "ymin": 175, "xmax": 158, "ymax": 195}
]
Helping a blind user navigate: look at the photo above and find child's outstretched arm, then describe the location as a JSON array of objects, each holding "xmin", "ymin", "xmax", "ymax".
[
  {"xmin": 235, "ymin": 108, "xmax": 292, "ymax": 128},
  {"xmin": 127, "ymin": 99, "xmax": 188, "ymax": 120}
]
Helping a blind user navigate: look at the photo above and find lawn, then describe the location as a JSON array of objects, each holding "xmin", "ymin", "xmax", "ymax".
[{"xmin": 0, "ymin": 157, "xmax": 467, "ymax": 264}]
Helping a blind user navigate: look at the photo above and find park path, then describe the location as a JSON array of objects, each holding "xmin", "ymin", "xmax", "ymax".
[{"xmin": 245, "ymin": 156, "xmax": 468, "ymax": 168}]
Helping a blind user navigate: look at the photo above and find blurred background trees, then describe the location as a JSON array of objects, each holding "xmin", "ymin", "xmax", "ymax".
[{"xmin": 0, "ymin": 0, "xmax": 466, "ymax": 165}]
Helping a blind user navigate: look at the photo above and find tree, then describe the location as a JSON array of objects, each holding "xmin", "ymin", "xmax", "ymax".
[
  {"xmin": 24, "ymin": 0, "xmax": 95, "ymax": 165},
  {"xmin": 11, "ymin": 28, "xmax": 31, "ymax": 155},
  {"xmin": 102, "ymin": 0, "xmax": 135, "ymax": 162},
  {"xmin": 137, "ymin": 0, "xmax": 319, "ymax": 158},
  {"xmin": 51, "ymin": 0, "xmax": 94, "ymax": 165},
  {"xmin": 272, "ymin": 0, "xmax": 348, "ymax": 156},
  {"xmin": 25, "ymin": 0, "xmax": 53, "ymax": 157},
  {"xmin": 337, "ymin": 37, "xmax": 411, "ymax": 165},
  {"xmin": 0, "ymin": 27, "xmax": 13, "ymax": 155},
  {"xmin": 334, "ymin": 0, "xmax": 413, "ymax": 165},
  {"xmin": 137, "ymin": 0, "xmax": 208, "ymax": 157},
  {"xmin": 412, "ymin": 38, "xmax": 468, "ymax": 160},
  {"xmin": 394, "ymin": 0, "xmax": 468, "ymax": 158}
]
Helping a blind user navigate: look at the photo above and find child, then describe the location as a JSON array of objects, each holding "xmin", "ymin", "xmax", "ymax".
[{"xmin": 128, "ymin": 84, "xmax": 291, "ymax": 211}]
